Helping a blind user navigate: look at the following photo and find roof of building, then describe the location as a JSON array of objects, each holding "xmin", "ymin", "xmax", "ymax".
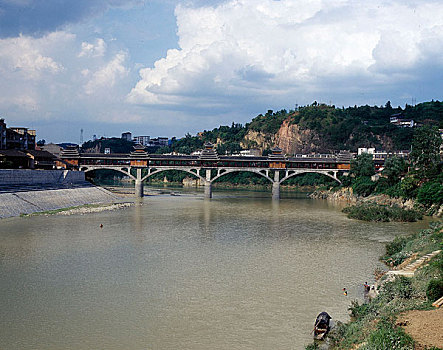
[
  {"xmin": 0, "ymin": 149, "xmax": 29, "ymax": 158},
  {"xmin": 26, "ymin": 150, "xmax": 56, "ymax": 159}
]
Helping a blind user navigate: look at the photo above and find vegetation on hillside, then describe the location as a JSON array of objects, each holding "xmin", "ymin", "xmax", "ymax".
[
  {"xmin": 82, "ymin": 137, "xmax": 134, "ymax": 154},
  {"xmin": 81, "ymin": 101, "xmax": 442, "ymax": 157},
  {"xmin": 291, "ymin": 101, "xmax": 442, "ymax": 151},
  {"xmin": 154, "ymin": 100, "xmax": 442, "ymax": 156},
  {"xmin": 339, "ymin": 125, "xmax": 442, "ymax": 220}
]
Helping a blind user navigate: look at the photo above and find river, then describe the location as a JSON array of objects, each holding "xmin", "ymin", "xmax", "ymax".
[{"xmin": 0, "ymin": 189, "xmax": 428, "ymax": 349}]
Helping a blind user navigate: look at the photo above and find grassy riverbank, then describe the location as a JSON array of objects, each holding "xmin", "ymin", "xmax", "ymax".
[{"xmin": 305, "ymin": 221, "xmax": 443, "ymax": 350}]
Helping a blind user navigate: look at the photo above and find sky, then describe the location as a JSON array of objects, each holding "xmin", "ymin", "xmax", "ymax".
[{"xmin": 0, "ymin": 0, "xmax": 442, "ymax": 143}]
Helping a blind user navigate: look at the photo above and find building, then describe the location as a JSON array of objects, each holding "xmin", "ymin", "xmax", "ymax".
[
  {"xmin": 0, "ymin": 119, "xmax": 6, "ymax": 150},
  {"xmin": 157, "ymin": 137, "xmax": 168, "ymax": 147},
  {"xmin": 25, "ymin": 149, "xmax": 56, "ymax": 169},
  {"xmin": 133, "ymin": 135, "xmax": 150, "ymax": 146},
  {"xmin": 238, "ymin": 149, "xmax": 261, "ymax": 157},
  {"xmin": 6, "ymin": 127, "xmax": 36, "ymax": 150},
  {"xmin": 358, "ymin": 148, "xmax": 409, "ymax": 159},
  {"xmin": 0, "ymin": 149, "xmax": 30, "ymax": 168},
  {"xmin": 0, "ymin": 119, "xmax": 36, "ymax": 150},
  {"xmin": 121, "ymin": 132, "xmax": 132, "ymax": 141},
  {"xmin": 358, "ymin": 147, "xmax": 410, "ymax": 172},
  {"xmin": 40, "ymin": 143, "xmax": 63, "ymax": 158},
  {"xmin": 390, "ymin": 113, "xmax": 416, "ymax": 128}
]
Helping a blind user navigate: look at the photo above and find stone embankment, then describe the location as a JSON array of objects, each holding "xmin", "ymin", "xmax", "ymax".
[{"xmin": 0, "ymin": 169, "xmax": 123, "ymax": 219}]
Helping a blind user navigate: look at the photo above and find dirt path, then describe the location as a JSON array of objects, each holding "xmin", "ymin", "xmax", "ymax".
[{"xmin": 397, "ymin": 308, "xmax": 443, "ymax": 349}]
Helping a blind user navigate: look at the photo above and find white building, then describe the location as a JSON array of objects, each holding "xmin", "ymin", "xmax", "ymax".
[{"xmin": 133, "ymin": 135, "xmax": 150, "ymax": 146}]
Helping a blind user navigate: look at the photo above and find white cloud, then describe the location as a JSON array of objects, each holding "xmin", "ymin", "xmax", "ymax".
[
  {"xmin": 0, "ymin": 32, "xmax": 69, "ymax": 79},
  {"xmin": 78, "ymin": 38, "xmax": 107, "ymax": 57},
  {"xmin": 84, "ymin": 51, "xmax": 129, "ymax": 94},
  {"xmin": 128, "ymin": 0, "xmax": 443, "ymax": 108},
  {"xmin": 0, "ymin": 30, "xmax": 132, "ymax": 130}
]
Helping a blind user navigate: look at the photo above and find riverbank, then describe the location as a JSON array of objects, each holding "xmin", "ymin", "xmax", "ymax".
[
  {"xmin": 310, "ymin": 187, "xmax": 443, "ymax": 219},
  {"xmin": 0, "ymin": 184, "xmax": 122, "ymax": 219},
  {"xmin": 305, "ymin": 221, "xmax": 443, "ymax": 350},
  {"xmin": 21, "ymin": 202, "xmax": 133, "ymax": 217}
]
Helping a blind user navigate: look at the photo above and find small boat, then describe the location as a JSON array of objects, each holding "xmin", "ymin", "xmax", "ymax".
[{"xmin": 313, "ymin": 312, "xmax": 331, "ymax": 340}]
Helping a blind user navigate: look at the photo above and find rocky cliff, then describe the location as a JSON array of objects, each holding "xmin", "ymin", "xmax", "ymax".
[
  {"xmin": 275, "ymin": 118, "xmax": 324, "ymax": 154},
  {"xmin": 241, "ymin": 117, "xmax": 324, "ymax": 154}
]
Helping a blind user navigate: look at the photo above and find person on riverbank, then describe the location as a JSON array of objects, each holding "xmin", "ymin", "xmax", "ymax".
[
  {"xmin": 364, "ymin": 282, "xmax": 370, "ymax": 293},
  {"xmin": 343, "ymin": 288, "xmax": 347, "ymax": 296}
]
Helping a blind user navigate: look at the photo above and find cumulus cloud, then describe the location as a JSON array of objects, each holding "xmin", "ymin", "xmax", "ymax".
[
  {"xmin": 78, "ymin": 38, "xmax": 107, "ymax": 58},
  {"xmin": 84, "ymin": 51, "xmax": 129, "ymax": 94},
  {"xmin": 128, "ymin": 0, "xmax": 443, "ymax": 109},
  {"xmin": 0, "ymin": 0, "xmax": 145, "ymax": 38},
  {"xmin": 0, "ymin": 32, "xmax": 70, "ymax": 79},
  {"xmin": 0, "ymin": 30, "xmax": 131, "ymax": 128}
]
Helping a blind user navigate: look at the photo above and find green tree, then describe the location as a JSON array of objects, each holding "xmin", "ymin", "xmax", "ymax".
[
  {"xmin": 382, "ymin": 156, "xmax": 407, "ymax": 185},
  {"xmin": 410, "ymin": 126, "xmax": 442, "ymax": 178},
  {"xmin": 350, "ymin": 153, "xmax": 375, "ymax": 178},
  {"xmin": 416, "ymin": 181, "xmax": 443, "ymax": 207}
]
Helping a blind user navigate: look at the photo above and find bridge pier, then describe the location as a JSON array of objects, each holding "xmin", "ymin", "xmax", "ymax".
[
  {"xmin": 272, "ymin": 171, "xmax": 280, "ymax": 200},
  {"xmin": 205, "ymin": 169, "xmax": 212, "ymax": 199},
  {"xmin": 135, "ymin": 168, "xmax": 144, "ymax": 198}
]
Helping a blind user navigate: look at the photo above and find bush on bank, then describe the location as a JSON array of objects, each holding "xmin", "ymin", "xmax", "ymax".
[
  {"xmin": 305, "ymin": 222, "xmax": 443, "ymax": 350},
  {"xmin": 342, "ymin": 203, "xmax": 422, "ymax": 222}
]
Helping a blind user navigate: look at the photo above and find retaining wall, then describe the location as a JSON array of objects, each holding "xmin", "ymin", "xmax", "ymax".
[
  {"xmin": 0, "ymin": 186, "xmax": 119, "ymax": 219},
  {"xmin": 0, "ymin": 169, "xmax": 85, "ymax": 185},
  {"xmin": 0, "ymin": 170, "xmax": 120, "ymax": 219}
]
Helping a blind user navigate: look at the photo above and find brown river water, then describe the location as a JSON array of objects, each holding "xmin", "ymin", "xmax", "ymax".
[{"xmin": 0, "ymin": 189, "xmax": 429, "ymax": 349}]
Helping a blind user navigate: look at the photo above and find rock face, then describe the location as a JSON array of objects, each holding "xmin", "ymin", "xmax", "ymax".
[
  {"xmin": 275, "ymin": 119, "xmax": 323, "ymax": 154},
  {"xmin": 241, "ymin": 118, "xmax": 323, "ymax": 154},
  {"xmin": 310, "ymin": 187, "xmax": 357, "ymax": 204},
  {"xmin": 241, "ymin": 130, "xmax": 275, "ymax": 151}
]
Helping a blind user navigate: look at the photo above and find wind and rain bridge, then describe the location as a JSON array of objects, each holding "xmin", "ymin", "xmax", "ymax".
[{"xmin": 61, "ymin": 143, "xmax": 351, "ymax": 199}]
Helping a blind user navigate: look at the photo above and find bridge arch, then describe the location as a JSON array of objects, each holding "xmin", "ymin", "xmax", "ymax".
[
  {"xmin": 141, "ymin": 167, "xmax": 205, "ymax": 183},
  {"xmin": 279, "ymin": 170, "xmax": 341, "ymax": 185},
  {"xmin": 211, "ymin": 169, "xmax": 274, "ymax": 184},
  {"xmin": 80, "ymin": 166, "xmax": 136, "ymax": 181}
]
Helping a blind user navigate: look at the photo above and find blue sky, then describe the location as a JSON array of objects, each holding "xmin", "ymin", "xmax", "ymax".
[{"xmin": 0, "ymin": 0, "xmax": 442, "ymax": 143}]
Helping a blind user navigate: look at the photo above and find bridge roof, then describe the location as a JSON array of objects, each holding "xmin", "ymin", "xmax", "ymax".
[{"xmin": 75, "ymin": 152, "xmax": 347, "ymax": 163}]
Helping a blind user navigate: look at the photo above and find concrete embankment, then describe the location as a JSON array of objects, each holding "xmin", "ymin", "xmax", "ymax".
[{"xmin": 0, "ymin": 169, "xmax": 121, "ymax": 219}]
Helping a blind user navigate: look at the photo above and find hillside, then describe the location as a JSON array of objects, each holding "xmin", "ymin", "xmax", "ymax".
[{"xmin": 164, "ymin": 100, "xmax": 443, "ymax": 155}]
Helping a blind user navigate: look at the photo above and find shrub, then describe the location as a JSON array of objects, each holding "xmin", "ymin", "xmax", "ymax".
[
  {"xmin": 381, "ymin": 277, "xmax": 413, "ymax": 299},
  {"xmin": 349, "ymin": 300, "xmax": 377, "ymax": 321},
  {"xmin": 384, "ymin": 182, "xmax": 403, "ymax": 198},
  {"xmin": 416, "ymin": 181, "xmax": 443, "ymax": 207},
  {"xmin": 430, "ymin": 252, "xmax": 443, "ymax": 273},
  {"xmin": 385, "ymin": 235, "xmax": 409, "ymax": 256},
  {"xmin": 384, "ymin": 251, "xmax": 411, "ymax": 267},
  {"xmin": 362, "ymin": 319, "xmax": 414, "ymax": 350},
  {"xmin": 399, "ymin": 176, "xmax": 419, "ymax": 199},
  {"xmin": 352, "ymin": 176, "xmax": 377, "ymax": 197},
  {"xmin": 343, "ymin": 204, "xmax": 422, "ymax": 222},
  {"xmin": 426, "ymin": 279, "xmax": 443, "ymax": 302}
]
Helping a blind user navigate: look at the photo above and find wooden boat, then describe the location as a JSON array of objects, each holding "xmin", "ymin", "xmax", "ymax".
[{"xmin": 313, "ymin": 312, "xmax": 331, "ymax": 340}]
